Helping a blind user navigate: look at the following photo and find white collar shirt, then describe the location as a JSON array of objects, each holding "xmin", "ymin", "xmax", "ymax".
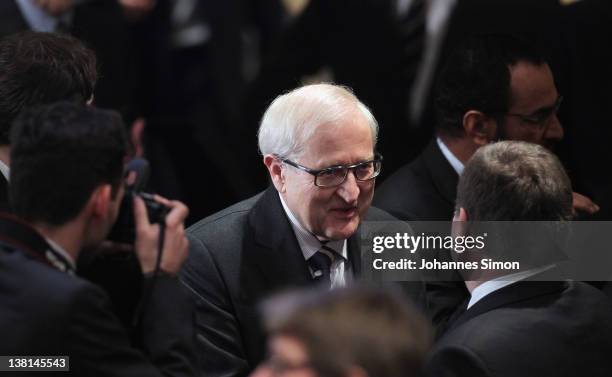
[{"xmin": 279, "ymin": 194, "xmax": 350, "ymax": 289}]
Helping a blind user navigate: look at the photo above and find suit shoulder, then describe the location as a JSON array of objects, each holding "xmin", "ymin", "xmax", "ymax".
[
  {"xmin": 373, "ymin": 158, "xmax": 433, "ymax": 217},
  {"xmin": 0, "ymin": 249, "xmax": 107, "ymax": 317},
  {"xmin": 377, "ymin": 155, "xmax": 427, "ymax": 193},
  {"xmin": 187, "ymin": 193, "xmax": 262, "ymax": 236},
  {"xmin": 364, "ymin": 206, "xmax": 398, "ymax": 221}
]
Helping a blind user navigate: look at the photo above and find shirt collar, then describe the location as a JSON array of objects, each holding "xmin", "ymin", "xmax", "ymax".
[
  {"xmin": 467, "ymin": 264, "xmax": 556, "ymax": 309},
  {"xmin": 436, "ymin": 137, "xmax": 464, "ymax": 175},
  {"xmin": 44, "ymin": 237, "xmax": 76, "ymax": 271},
  {"xmin": 278, "ymin": 193, "xmax": 347, "ymax": 260},
  {"xmin": 0, "ymin": 160, "xmax": 9, "ymax": 182}
]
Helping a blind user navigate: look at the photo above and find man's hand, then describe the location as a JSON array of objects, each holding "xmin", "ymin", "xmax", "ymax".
[
  {"xmin": 133, "ymin": 195, "xmax": 189, "ymax": 275},
  {"xmin": 572, "ymin": 191, "xmax": 600, "ymax": 216}
]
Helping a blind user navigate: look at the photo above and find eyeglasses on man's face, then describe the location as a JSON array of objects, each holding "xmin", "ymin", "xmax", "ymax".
[
  {"xmin": 506, "ymin": 95, "xmax": 563, "ymax": 128},
  {"xmin": 276, "ymin": 154, "xmax": 383, "ymax": 187}
]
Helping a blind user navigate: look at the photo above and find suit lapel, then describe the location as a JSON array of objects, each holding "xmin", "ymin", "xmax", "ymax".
[
  {"xmin": 244, "ymin": 187, "xmax": 312, "ymax": 292},
  {"xmin": 347, "ymin": 227, "xmax": 362, "ymax": 276},
  {"xmin": 423, "ymin": 139, "xmax": 459, "ymax": 209},
  {"xmin": 242, "ymin": 186, "xmax": 370, "ymax": 295}
]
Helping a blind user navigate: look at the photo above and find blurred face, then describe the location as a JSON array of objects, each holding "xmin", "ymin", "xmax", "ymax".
[
  {"xmin": 499, "ymin": 62, "xmax": 563, "ymax": 149},
  {"xmin": 251, "ymin": 335, "xmax": 317, "ymax": 377},
  {"xmin": 280, "ymin": 111, "xmax": 375, "ymax": 240}
]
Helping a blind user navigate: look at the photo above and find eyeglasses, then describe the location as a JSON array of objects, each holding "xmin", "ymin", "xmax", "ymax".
[
  {"xmin": 277, "ymin": 154, "xmax": 383, "ymax": 187},
  {"xmin": 506, "ymin": 96, "xmax": 563, "ymax": 128}
]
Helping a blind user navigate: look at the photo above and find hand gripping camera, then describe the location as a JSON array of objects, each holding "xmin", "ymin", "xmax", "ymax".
[{"xmin": 107, "ymin": 158, "xmax": 169, "ymax": 244}]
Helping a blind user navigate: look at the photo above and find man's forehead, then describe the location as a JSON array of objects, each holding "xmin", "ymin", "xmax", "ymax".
[
  {"xmin": 509, "ymin": 62, "xmax": 558, "ymax": 111},
  {"xmin": 301, "ymin": 123, "xmax": 374, "ymax": 167}
]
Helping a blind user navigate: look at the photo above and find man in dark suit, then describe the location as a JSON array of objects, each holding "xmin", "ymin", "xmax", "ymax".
[
  {"xmin": 425, "ymin": 140, "xmax": 612, "ymax": 377},
  {"xmin": 374, "ymin": 34, "xmax": 598, "ymax": 221},
  {"xmin": 0, "ymin": 102, "xmax": 195, "ymax": 376},
  {"xmin": 0, "ymin": 31, "xmax": 97, "ymax": 210},
  {"xmin": 373, "ymin": 35, "xmax": 598, "ymax": 332},
  {"xmin": 181, "ymin": 83, "xmax": 424, "ymax": 377}
]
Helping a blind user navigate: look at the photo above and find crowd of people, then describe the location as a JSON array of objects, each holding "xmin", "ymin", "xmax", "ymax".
[{"xmin": 1, "ymin": 1, "xmax": 611, "ymax": 376}]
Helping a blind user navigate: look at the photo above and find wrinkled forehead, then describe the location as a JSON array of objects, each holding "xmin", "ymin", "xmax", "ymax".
[{"xmin": 299, "ymin": 114, "xmax": 375, "ymax": 168}]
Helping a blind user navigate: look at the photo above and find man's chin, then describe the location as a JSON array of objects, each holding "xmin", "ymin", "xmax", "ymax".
[{"xmin": 323, "ymin": 217, "xmax": 360, "ymax": 240}]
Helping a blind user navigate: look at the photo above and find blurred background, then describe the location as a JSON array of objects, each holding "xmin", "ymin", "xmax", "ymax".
[{"xmin": 2, "ymin": 0, "xmax": 610, "ymax": 224}]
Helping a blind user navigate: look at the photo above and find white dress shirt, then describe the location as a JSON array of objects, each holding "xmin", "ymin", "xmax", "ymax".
[
  {"xmin": 45, "ymin": 237, "xmax": 77, "ymax": 272},
  {"xmin": 279, "ymin": 194, "xmax": 350, "ymax": 288},
  {"xmin": 0, "ymin": 160, "xmax": 9, "ymax": 182},
  {"xmin": 467, "ymin": 265, "xmax": 556, "ymax": 309},
  {"xmin": 436, "ymin": 137, "xmax": 464, "ymax": 175}
]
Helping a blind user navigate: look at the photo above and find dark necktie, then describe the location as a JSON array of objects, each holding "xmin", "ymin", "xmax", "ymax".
[{"xmin": 308, "ymin": 243, "xmax": 336, "ymax": 287}]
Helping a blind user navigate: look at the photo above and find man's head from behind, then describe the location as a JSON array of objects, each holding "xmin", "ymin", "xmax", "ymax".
[
  {"xmin": 456, "ymin": 141, "xmax": 572, "ymax": 222},
  {"xmin": 255, "ymin": 286, "xmax": 431, "ymax": 377},
  {"xmin": 259, "ymin": 84, "xmax": 380, "ymax": 240},
  {"xmin": 435, "ymin": 34, "xmax": 563, "ymax": 150},
  {"xmin": 0, "ymin": 31, "xmax": 97, "ymax": 145},
  {"xmin": 10, "ymin": 102, "xmax": 128, "ymax": 246}
]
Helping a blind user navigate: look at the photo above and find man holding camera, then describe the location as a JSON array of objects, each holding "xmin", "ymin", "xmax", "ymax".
[{"xmin": 0, "ymin": 102, "xmax": 196, "ymax": 376}]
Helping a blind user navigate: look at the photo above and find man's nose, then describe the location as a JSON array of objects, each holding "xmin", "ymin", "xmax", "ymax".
[
  {"xmin": 336, "ymin": 170, "xmax": 360, "ymax": 203},
  {"xmin": 544, "ymin": 114, "xmax": 564, "ymax": 142}
]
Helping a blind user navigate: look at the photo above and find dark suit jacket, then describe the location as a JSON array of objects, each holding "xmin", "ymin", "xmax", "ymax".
[
  {"xmin": 0, "ymin": 213, "xmax": 197, "ymax": 376},
  {"xmin": 554, "ymin": 0, "xmax": 612, "ymax": 220},
  {"xmin": 373, "ymin": 140, "xmax": 466, "ymax": 335},
  {"xmin": 426, "ymin": 280, "xmax": 612, "ymax": 377},
  {"xmin": 180, "ymin": 186, "xmax": 425, "ymax": 377},
  {"xmin": 374, "ymin": 139, "xmax": 457, "ymax": 221},
  {"xmin": 0, "ymin": 2, "xmax": 28, "ymax": 36}
]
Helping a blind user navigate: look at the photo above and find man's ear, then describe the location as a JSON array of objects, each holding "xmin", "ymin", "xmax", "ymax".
[
  {"xmin": 453, "ymin": 207, "xmax": 468, "ymax": 222},
  {"xmin": 451, "ymin": 207, "xmax": 469, "ymax": 239},
  {"xmin": 463, "ymin": 110, "xmax": 497, "ymax": 146},
  {"xmin": 88, "ymin": 184, "xmax": 113, "ymax": 219},
  {"xmin": 263, "ymin": 154, "xmax": 286, "ymax": 193}
]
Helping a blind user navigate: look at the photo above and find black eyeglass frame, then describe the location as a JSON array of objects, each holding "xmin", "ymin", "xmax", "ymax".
[
  {"xmin": 505, "ymin": 95, "xmax": 563, "ymax": 127},
  {"xmin": 276, "ymin": 153, "xmax": 383, "ymax": 187}
]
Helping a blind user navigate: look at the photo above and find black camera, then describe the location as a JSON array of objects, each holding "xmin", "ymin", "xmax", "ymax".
[{"xmin": 107, "ymin": 158, "xmax": 169, "ymax": 243}]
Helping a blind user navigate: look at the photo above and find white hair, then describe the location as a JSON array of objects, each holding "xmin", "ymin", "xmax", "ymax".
[{"xmin": 257, "ymin": 83, "xmax": 378, "ymax": 159}]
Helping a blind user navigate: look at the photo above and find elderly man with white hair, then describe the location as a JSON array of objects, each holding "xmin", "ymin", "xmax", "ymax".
[{"xmin": 180, "ymin": 83, "xmax": 424, "ymax": 377}]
